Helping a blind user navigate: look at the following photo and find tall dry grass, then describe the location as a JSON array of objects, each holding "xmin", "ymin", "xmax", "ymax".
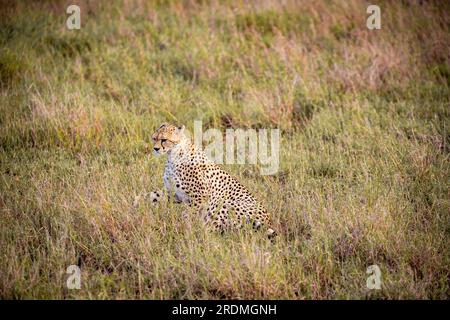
[{"xmin": 0, "ymin": 0, "xmax": 449, "ymax": 299}]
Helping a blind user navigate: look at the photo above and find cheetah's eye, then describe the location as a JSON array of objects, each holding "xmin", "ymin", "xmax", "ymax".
[{"xmin": 161, "ymin": 139, "xmax": 167, "ymax": 143}]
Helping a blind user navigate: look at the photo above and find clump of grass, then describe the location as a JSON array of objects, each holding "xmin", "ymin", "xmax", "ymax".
[
  {"xmin": 0, "ymin": 48, "xmax": 24, "ymax": 87},
  {"xmin": 0, "ymin": 0, "xmax": 449, "ymax": 299}
]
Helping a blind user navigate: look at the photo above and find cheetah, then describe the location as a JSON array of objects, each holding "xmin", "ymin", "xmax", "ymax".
[{"xmin": 149, "ymin": 123, "xmax": 276, "ymax": 239}]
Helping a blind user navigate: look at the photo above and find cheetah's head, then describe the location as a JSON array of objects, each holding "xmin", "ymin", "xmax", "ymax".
[{"xmin": 151, "ymin": 123, "xmax": 186, "ymax": 155}]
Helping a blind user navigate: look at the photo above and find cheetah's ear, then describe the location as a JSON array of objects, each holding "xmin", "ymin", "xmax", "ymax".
[
  {"xmin": 177, "ymin": 125, "xmax": 185, "ymax": 133},
  {"xmin": 158, "ymin": 123, "xmax": 168, "ymax": 129}
]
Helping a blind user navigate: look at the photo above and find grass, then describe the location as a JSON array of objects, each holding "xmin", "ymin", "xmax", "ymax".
[{"xmin": 0, "ymin": 0, "xmax": 449, "ymax": 299}]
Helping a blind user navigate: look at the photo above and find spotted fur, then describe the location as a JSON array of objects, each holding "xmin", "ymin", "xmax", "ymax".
[{"xmin": 150, "ymin": 123, "xmax": 276, "ymax": 239}]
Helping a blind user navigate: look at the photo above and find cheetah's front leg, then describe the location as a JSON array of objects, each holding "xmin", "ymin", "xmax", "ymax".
[
  {"xmin": 132, "ymin": 189, "xmax": 164, "ymax": 208},
  {"xmin": 133, "ymin": 189, "xmax": 181, "ymax": 207},
  {"xmin": 149, "ymin": 189, "xmax": 184, "ymax": 205},
  {"xmin": 149, "ymin": 189, "xmax": 164, "ymax": 204}
]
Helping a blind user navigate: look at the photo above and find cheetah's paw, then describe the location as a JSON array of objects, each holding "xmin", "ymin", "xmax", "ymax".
[{"xmin": 149, "ymin": 190, "xmax": 164, "ymax": 205}]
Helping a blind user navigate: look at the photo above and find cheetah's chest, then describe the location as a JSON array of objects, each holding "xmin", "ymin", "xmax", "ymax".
[{"xmin": 164, "ymin": 162, "xmax": 191, "ymax": 204}]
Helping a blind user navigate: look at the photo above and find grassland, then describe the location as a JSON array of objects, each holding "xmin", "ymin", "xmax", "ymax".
[{"xmin": 0, "ymin": 0, "xmax": 449, "ymax": 299}]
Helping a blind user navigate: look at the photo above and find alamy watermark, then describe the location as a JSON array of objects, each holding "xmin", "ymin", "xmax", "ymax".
[
  {"xmin": 367, "ymin": 5, "xmax": 381, "ymax": 30},
  {"xmin": 66, "ymin": 265, "xmax": 81, "ymax": 289},
  {"xmin": 66, "ymin": 5, "xmax": 81, "ymax": 30},
  {"xmin": 185, "ymin": 120, "xmax": 280, "ymax": 175},
  {"xmin": 67, "ymin": 5, "xmax": 381, "ymax": 31},
  {"xmin": 366, "ymin": 264, "xmax": 382, "ymax": 290}
]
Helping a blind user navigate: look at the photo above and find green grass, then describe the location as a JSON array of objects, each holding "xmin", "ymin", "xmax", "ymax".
[{"xmin": 0, "ymin": 0, "xmax": 449, "ymax": 299}]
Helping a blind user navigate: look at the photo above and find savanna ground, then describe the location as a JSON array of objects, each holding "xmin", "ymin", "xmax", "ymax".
[{"xmin": 0, "ymin": 0, "xmax": 449, "ymax": 299}]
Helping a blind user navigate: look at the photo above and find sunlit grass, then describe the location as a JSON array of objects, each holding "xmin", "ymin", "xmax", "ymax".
[{"xmin": 0, "ymin": 0, "xmax": 449, "ymax": 299}]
